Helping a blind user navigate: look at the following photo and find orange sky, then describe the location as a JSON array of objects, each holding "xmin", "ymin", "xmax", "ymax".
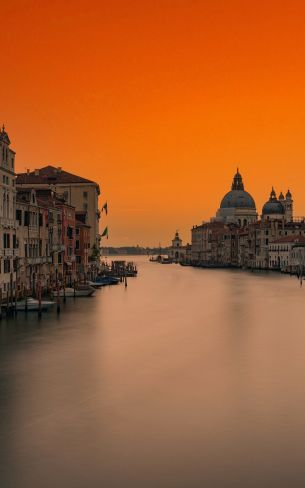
[{"xmin": 2, "ymin": 0, "xmax": 305, "ymax": 246}]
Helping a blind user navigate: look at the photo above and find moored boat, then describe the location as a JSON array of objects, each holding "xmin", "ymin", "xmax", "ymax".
[
  {"xmin": 94, "ymin": 276, "xmax": 120, "ymax": 286},
  {"xmin": 16, "ymin": 297, "xmax": 55, "ymax": 311},
  {"xmin": 53, "ymin": 286, "xmax": 95, "ymax": 297}
]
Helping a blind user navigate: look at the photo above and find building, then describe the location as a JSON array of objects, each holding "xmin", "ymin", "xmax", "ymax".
[
  {"xmin": 0, "ymin": 126, "xmax": 17, "ymax": 299},
  {"xmin": 168, "ymin": 231, "xmax": 185, "ymax": 263},
  {"xmin": 75, "ymin": 213, "xmax": 91, "ymax": 279},
  {"xmin": 191, "ymin": 168, "xmax": 305, "ymax": 272},
  {"xmin": 215, "ymin": 169, "xmax": 258, "ymax": 226},
  {"xmin": 269, "ymin": 236, "xmax": 305, "ymax": 272},
  {"xmin": 17, "ymin": 165, "xmax": 101, "ymax": 253},
  {"xmin": 16, "ymin": 188, "xmax": 52, "ymax": 295}
]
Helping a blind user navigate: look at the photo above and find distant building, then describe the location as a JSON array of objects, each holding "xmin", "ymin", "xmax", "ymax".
[
  {"xmin": 168, "ymin": 231, "xmax": 189, "ymax": 263},
  {"xmin": 191, "ymin": 168, "xmax": 305, "ymax": 271},
  {"xmin": 17, "ymin": 165, "xmax": 101, "ymax": 252}
]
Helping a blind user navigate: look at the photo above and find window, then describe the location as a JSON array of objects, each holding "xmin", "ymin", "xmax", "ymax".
[
  {"xmin": 76, "ymin": 256, "xmax": 81, "ymax": 264},
  {"xmin": 75, "ymin": 228, "xmax": 80, "ymax": 235},
  {"xmin": 67, "ymin": 226, "xmax": 73, "ymax": 239},
  {"xmin": 3, "ymin": 233, "xmax": 10, "ymax": 249},
  {"xmin": 83, "ymin": 191, "xmax": 88, "ymax": 199},
  {"xmin": 24, "ymin": 211, "xmax": 29, "ymax": 226},
  {"xmin": 75, "ymin": 240, "xmax": 80, "ymax": 250},
  {"xmin": 4, "ymin": 260, "xmax": 10, "ymax": 273},
  {"xmin": 16, "ymin": 209, "xmax": 22, "ymax": 225}
]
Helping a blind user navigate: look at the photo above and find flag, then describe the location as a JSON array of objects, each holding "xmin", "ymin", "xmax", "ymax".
[
  {"xmin": 101, "ymin": 226, "xmax": 109, "ymax": 239},
  {"xmin": 102, "ymin": 202, "xmax": 108, "ymax": 215}
]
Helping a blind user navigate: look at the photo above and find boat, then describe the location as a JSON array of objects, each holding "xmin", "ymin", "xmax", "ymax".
[
  {"xmin": 161, "ymin": 257, "xmax": 173, "ymax": 264},
  {"xmin": 149, "ymin": 255, "xmax": 162, "ymax": 262},
  {"xmin": 53, "ymin": 285, "xmax": 95, "ymax": 297},
  {"xmin": 16, "ymin": 297, "xmax": 55, "ymax": 311},
  {"xmin": 88, "ymin": 281, "xmax": 104, "ymax": 289},
  {"xmin": 94, "ymin": 276, "xmax": 120, "ymax": 286}
]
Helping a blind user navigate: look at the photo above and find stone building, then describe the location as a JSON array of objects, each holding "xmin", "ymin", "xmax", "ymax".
[
  {"xmin": 17, "ymin": 166, "xmax": 101, "ymax": 252},
  {"xmin": 16, "ymin": 189, "xmax": 51, "ymax": 294},
  {"xmin": 75, "ymin": 215, "xmax": 91, "ymax": 279},
  {"xmin": 269, "ymin": 236, "xmax": 305, "ymax": 272},
  {"xmin": 0, "ymin": 126, "xmax": 17, "ymax": 299}
]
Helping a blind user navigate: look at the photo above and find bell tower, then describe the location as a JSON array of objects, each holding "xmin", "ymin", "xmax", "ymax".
[{"xmin": 284, "ymin": 190, "xmax": 293, "ymax": 222}]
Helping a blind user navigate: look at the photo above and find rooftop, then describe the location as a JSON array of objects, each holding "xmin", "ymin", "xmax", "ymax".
[{"xmin": 17, "ymin": 165, "xmax": 100, "ymax": 192}]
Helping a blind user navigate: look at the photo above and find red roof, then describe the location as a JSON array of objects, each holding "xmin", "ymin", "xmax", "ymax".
[{"xmin": 17, "ymin": 165, "xmax": 99, "ymax": 188}]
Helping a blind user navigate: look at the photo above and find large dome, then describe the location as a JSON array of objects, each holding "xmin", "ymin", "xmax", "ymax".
[
  {"xmin": 220, "ymin": 170, "xmax": 256, "ymax": 209},
  {"xmin": 220, "ymin": 190, "xmax": 256, "ymax": 209}
]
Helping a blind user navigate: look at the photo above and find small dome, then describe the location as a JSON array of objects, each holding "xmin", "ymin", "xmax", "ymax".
[
  {"xmin": 286, "ymin": 189, "xmax": 292, "ymax": 200},
  {"xmin": 279, "ymin": 192, "xmax": 284, "ymax": 200},
  {"xmin": 262, "ymin": 201, "xmax": 285, "ymax": 215},
  {"xmin": 220, "ymin": 190, "xmax": 256, "ymax": 209},
  {"xmin": 262, "ymin": 188, "xmax": 285, "ymax": 215}
]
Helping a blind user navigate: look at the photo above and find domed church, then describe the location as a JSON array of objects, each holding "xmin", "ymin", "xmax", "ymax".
[{"xmin": 215, "ymin": 169, "xmax": 258, "ymax": 226}]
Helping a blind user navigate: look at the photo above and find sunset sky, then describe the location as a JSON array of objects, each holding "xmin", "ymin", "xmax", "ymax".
[{"xmin": 2, "ymin": 0, "xmax": 305, "ymax": 246}]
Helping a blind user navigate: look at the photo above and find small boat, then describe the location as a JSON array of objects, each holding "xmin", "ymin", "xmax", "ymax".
[
  {"xmin": 88, "ymin": 281, "xmax": 104, "ymax": 289},
  {"xmin": 16, "ymin": 297, "xmax": 55, "ymax": 311},
  {"xmin": 161, "ymin": 257, "xmax": 172, "ymax": 264},
  {"xmin": 94, "ymin": 276, "xmax": 120, "ymax": 286},
  {"xmin": 53, "ymin": 286, "xmax": 95, "ymax": 297},
  {"xmin": 149, "ymin": 255, "xmax": 162, "ymax": 262}
]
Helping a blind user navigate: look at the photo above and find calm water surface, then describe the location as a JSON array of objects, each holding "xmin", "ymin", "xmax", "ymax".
[{"xmin": 1, "ymin": 257, "xmax": 305, "ymax": 487}]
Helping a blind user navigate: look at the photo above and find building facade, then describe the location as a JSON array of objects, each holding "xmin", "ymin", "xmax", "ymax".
[
  {"xmin": 17, "ymin": 165, "xmax": 101, "ymax": 253},
  {"xmin": 0, "ymin": 126, "xmax": 17, "ymax": 299}
]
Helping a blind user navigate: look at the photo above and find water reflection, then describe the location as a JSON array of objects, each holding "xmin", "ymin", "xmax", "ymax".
[{"xmin": 1, "ymin": 259, "xmax": 305, "ymax": 487}]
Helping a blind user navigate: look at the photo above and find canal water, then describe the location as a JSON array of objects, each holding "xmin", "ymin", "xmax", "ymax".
[{"xmin": 1, "ymin": 258, "xmax": 305, "ymax": 487}]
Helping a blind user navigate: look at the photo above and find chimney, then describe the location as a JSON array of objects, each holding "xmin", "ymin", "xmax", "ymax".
[
  {"xmin": 26, "ymin": 168, "xmax": 30, "ymax": 175},
  {"xmin": 57, "ymin": 166, "xmax": 62, "ymax": 173},
  {"xmin": 34, "ymin": 169, "xmax": 39, "ymax": 176}
]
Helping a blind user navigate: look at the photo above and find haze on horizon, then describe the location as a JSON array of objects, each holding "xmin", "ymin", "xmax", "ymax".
[{"xmin": 2, "ymin": 0, "xmax": 305, "ymax": 247}]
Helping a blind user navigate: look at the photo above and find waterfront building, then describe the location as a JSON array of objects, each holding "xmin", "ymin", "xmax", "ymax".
[
  {"xmin": 215, "ymin": 169, "xmax": 258, "ymax": 226},
  {"xmin": 75, "ymin": 214, "xmax": 91, "ymax": 279},
  {"xmin": 269, "ymin": 236, "xmax": 305, "ymax": 272},
  {"xmin": 0, "ymin": 126, "xmax": 17, "ymax": 299},
  {"xmin": 168, "ymin": 231, "xmax": 185, "ymax": 263},
  {"xmin": 34, "ymin": 188, "xmax": 66, "ymax": 282},
  {"xmin": 16, "ymin": 189, "xmax": 51, "ymax": 294},
  {"xmin": 17, "ymin": 166, "xmax": 101, "ymax": 253}
]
